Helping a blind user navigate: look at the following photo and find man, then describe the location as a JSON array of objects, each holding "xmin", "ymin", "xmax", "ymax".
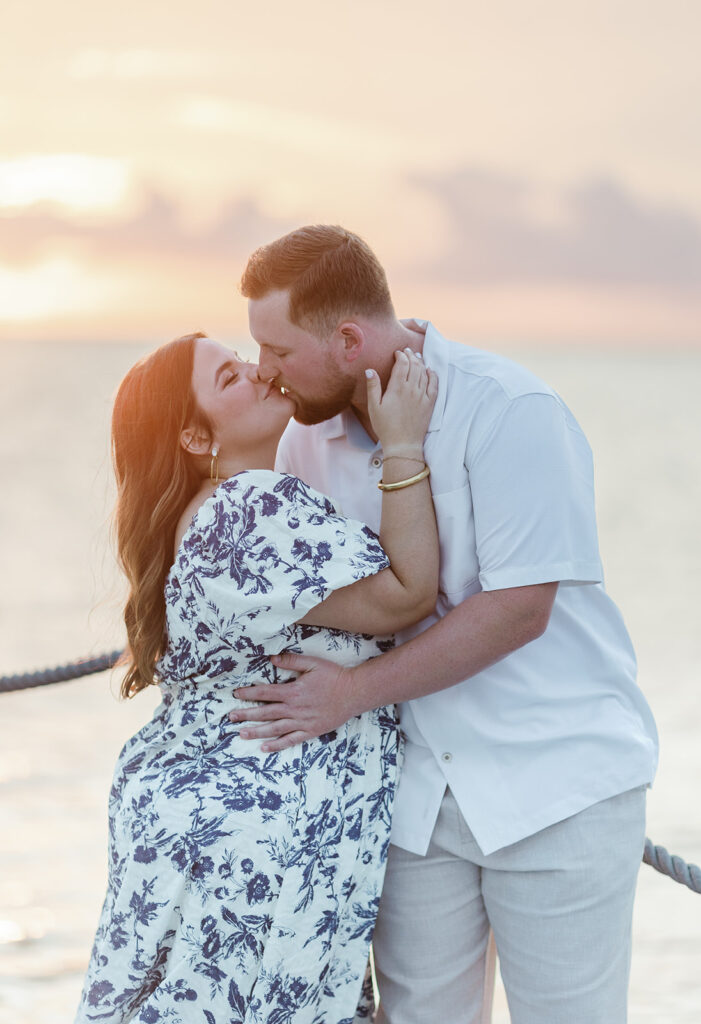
[{"xmin": 228, "ymin": 225, "xmax": 658, "ymax": 1023}]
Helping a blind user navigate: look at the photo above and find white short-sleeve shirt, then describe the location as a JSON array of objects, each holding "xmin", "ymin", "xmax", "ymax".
[{"xmin": 276, "ymin": 321, "xmax": 658, "ymax": 855}]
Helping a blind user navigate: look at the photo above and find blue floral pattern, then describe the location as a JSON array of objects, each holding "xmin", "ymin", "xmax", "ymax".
[{"xmin": 76, "ymin": 471, "xmax": 400, "ymax": 1023}]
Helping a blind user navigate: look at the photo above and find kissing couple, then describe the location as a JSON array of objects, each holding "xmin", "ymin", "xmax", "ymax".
[{"xmin": 76, "ymin": 225, "xmax": 657, "ymax": 1024}]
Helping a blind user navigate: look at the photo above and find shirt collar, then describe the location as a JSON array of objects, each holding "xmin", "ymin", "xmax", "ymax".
[
  {"xmin": 316, "ymin": 413, "xmax": 347, "ymax": 440},
  {"xmin": 401, "ymin": 319, "xmax": 449, "ymax": 433},
  {"xmin": 318, "ymin": 409, "xmax": 377, "ymax": 449}
]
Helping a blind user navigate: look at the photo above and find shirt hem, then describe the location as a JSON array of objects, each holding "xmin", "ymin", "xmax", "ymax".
[{"xmin": 465, "ymin": 769, "xmax": 657, "ymax": 856}]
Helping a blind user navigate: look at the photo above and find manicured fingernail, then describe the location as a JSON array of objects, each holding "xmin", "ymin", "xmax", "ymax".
[
  {"xmin": 365, "ymin": 369, "xmax": 374, "ymax": 378},
  {"xmin": 240, "ymin": 729, "xmax": 250, "ymax": 738}
]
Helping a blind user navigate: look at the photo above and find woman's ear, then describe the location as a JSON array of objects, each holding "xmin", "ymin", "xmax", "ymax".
[{"xmin": 180, "ymin": 425, "xmax": 212, "ymax": 456}]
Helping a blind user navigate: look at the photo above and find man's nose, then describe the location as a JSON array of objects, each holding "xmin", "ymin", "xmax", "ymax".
[
  {"xmin": 254, "ymin": 366, "xmax": 275, "ymax": 385},
  {"xmin": 256, "ymin": 352, "xmax": 277, "ymax": 383}
]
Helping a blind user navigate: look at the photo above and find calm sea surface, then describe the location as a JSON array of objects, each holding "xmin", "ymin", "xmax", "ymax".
[{"xmin": 1, "ymin": 341, "xmax": 700, "ymax": 1023}]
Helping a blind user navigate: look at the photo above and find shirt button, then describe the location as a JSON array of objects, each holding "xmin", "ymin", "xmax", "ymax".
[
  {"xmin": 371, "ymin": 456, "xmax": 382, "ymax": 468},
  {"xmin": 441, "ymin": 752, "xmax": 453, "ymax": 763}
]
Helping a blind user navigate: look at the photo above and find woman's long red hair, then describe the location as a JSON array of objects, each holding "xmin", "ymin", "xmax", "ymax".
[{"xmin": 111, "ymin": 333, "xmax": 211, "ymax": 698}]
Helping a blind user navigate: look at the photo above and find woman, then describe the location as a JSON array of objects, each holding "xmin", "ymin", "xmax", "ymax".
[{"xmin": 76, "ymin": 331, "xmax": 438, "ymax": 1024}]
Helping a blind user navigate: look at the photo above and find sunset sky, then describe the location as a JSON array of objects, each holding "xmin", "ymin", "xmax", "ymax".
[{"xmin": 1, "ymin": 0, "xmax": 700, "ymax": 346}]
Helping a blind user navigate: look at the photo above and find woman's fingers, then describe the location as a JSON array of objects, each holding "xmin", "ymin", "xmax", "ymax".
[
  {"xmin": 381, "ymin": 349, "xmax": 425, "ymax": 403},
  {"xmin": 388, "ymin": 348, "xmax": 410, "ymax": 388},
  {"xmin": 365, "ymin": 368, "xmax": 381, "ymax": 418},
  {"xmin": 387, "ymin": 349, "xmax": 423, "ymax": 396},
  {"xmin": 403, "ymin": 348, "xmax": 424, "ymax": 390},
  {"xmin": 366, "ymin": 347, "xmax": 436, "ymax": 447},
  {"xmin": 427, "ymin": 368, "xmax": 439, "ymax": 400}
]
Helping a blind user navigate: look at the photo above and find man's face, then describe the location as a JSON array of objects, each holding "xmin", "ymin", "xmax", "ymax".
[{"xmin": 248, "ymin": 289, "xmax": 356, "ymax": 425}]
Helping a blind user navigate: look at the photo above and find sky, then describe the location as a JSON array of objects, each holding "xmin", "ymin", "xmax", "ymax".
[{"xmin": 1, "ymin": 0, "xmax": 700, "ymax": 346}]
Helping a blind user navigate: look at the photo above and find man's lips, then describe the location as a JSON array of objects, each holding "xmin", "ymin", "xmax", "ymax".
[{"xmin": 263, "ymin": 382, "xmax": 293, "ymax": 401}]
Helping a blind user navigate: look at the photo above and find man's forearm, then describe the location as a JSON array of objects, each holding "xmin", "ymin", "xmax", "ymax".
[
  {"xmin": 347, "ymin": 582, "xmax": 558, "ymax": 714},
  {"xmin": 229, "ymin": 581, "xmax": 559, "ymax": 752}
]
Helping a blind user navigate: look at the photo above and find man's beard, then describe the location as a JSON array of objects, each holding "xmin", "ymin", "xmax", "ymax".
[{"xmin": 287, "ymin": 365, "xmax": 357, "ymax": 426}]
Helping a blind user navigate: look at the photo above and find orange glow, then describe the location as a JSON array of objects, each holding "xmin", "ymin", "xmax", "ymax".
[
  {"xmin": 0, "ymin": 155, "xmax": 129, "ymax": 211},
  {"xmin": 0, "ymin": 2, "xmax": 699, "ymax": 344},
  {"xmin": 0, "ymin": 257, "xmax": 123, "ymax": 321}
]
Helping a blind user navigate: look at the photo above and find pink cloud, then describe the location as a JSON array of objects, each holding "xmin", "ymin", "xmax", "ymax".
[
  {"xmin": 410, "ymin": 167, "xmax": 701, "ymax": 289},
  {"xmin": 0, "ymin": 190, "xmax": 293, "ymax": 266}
]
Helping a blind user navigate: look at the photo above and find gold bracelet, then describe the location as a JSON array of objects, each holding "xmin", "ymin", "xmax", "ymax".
[{"xmin": 377, "ymin": 465, "xmax": 430, "ymax": 491}]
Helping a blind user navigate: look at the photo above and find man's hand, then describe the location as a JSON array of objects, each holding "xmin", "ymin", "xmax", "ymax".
[{"xmin": 228, "ymin": 653, "xmax": 360, "ymax": 752}]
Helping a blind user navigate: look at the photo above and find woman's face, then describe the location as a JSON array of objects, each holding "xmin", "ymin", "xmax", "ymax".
[{"xmin": 189, "ymin": 337, "xmax": 294, "ymax": 460}]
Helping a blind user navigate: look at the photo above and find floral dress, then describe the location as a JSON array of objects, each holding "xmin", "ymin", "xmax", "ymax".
[{"xmin": 76, "ymin": 470, "xmax": 401, "ymax": 1024}]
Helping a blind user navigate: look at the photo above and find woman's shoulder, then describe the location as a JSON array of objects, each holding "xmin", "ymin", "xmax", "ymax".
[
  {"xmin": 218, "ymin": 469, "xmax": 338, "ymax": 516},
  {"xmin": 172, "ymin": 471, "xmax": 338, "ymax": 568},
  {"xmin": 175, "ymin": 470, "xmax": 339, "ymax": 560}
]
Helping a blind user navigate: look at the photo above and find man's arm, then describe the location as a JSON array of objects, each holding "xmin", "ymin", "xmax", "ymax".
[{"xmin": 229, "ymin": 581, "xmax": 558, "ymax": 751}]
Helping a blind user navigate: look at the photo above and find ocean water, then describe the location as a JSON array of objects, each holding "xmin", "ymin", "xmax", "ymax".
[{"xmin": 1, "ymin": 340, "xmax": 700, "ymax": 1023}]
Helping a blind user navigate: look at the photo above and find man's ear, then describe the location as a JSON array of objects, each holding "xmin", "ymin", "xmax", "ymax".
[
  {"xmin": 180, "ymin": 425, "xmax": 212, "ymax": 457},
  {"xmin": 336, "ymin": 321, "xmax": 364, "ymax": 362}
]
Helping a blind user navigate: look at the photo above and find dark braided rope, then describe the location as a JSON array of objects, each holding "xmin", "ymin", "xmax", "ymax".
[
  {"xmin": 0, "ymin": 650, "xmax": 123, "ymax": 693},
  {"xmin": 2, "ymin": 654, "xmax": 701, "ymax": 894},
  {"xmin": 643, "ymin": 838, "xmax": 701, "ymax": 893}
]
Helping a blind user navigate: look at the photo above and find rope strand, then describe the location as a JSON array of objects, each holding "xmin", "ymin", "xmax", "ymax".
[
  {"xmin": 0, "ymin": 650, "xmax": 123, "ymax": 694},
  {"xmin": 2, "ymin": 653, "xmax": 700, "ymax": 894},
  {"xmin": 643, "ymin": 838, "xmax": 701, "ymax": 893}
]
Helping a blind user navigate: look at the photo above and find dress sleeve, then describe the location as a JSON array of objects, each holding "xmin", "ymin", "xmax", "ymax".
[{"xmin": 178, "ymin": 471, "xmax": 389, "ymax": 649}]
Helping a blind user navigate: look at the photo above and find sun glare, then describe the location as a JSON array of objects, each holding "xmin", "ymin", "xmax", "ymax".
[
  {"xmin": 0, "ymin": 155, "xmax": 129, "ymax": 211},
  {"xmin": 0, "ymin": 257, "xmax": 120, "ymax": 321}
]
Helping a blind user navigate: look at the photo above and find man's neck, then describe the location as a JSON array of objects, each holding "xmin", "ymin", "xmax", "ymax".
[
  {"xmin": 349, "ymin": 403, "xmax": 378, "ymax": 443},
  {"xmin": 349, "ymin": 318, "xmax": 427, "ymax": 441}
]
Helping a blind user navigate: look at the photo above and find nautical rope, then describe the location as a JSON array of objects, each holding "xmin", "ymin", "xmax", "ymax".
[
  {"xmin": 643, "ymin": 838, "xmax": 701, "ymax": 894},
  {"xmin": 1, "ymin": 653, "xmax": 700, "ymax": 894},
  {"xmin": 0, "ymin": 650, "xmax": 123, "ymax": 694}
]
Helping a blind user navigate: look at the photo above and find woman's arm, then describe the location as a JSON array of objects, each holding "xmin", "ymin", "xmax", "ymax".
[
  {"xmin": 298, "ymin": 349, "xmax": 439, "ymax": 634},
  {"xmin": 230, "ymin": 583, "xmax": 559, "ymax": 751}
]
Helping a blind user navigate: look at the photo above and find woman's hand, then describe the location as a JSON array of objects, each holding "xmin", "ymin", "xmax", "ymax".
[{"xmin": 366, "ymin": 348, "xmax": 438, "ymax": 452}]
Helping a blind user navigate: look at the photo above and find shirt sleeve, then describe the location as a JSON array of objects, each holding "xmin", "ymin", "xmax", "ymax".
[
  {"xmin": 182, "ymin": 471, "xmax": 389, "ymax": 648},
  {"xmin": 468, "ymin": 393, "xmax": 604, "ymax": 591}
]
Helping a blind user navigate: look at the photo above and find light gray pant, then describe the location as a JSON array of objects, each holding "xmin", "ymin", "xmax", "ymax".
[{"xmin": 373, "ymin": 786, "xmax": 647, "ymax": 1024}]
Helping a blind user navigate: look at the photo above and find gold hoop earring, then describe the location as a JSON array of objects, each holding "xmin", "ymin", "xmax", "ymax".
[{"xmin": 210, "ymin": 445, "xmax": 219, "ymax": 484}]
